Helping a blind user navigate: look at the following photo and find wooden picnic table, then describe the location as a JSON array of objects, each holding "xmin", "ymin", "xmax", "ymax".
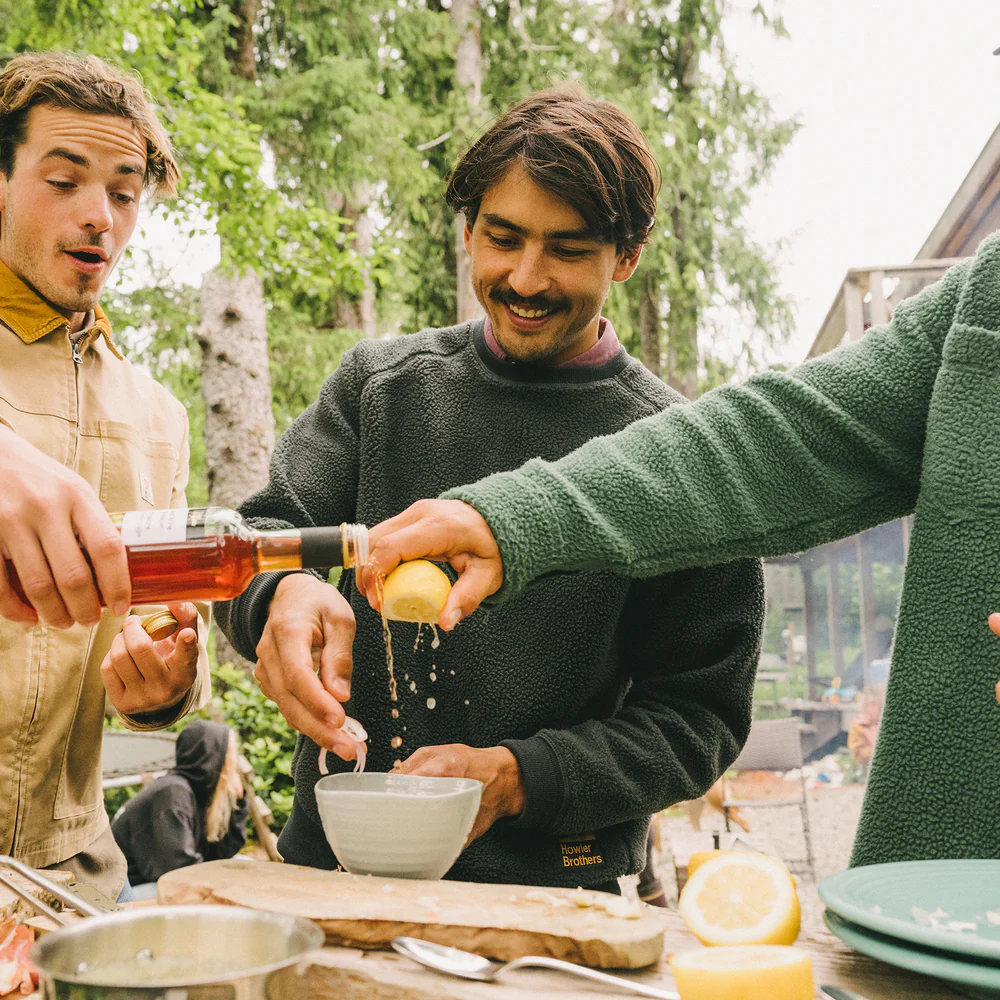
[
  {"xmin": 23, "ymin": 892, "xmax": 960, "ymax": 998},
  {"xmin": 298, "ymin": 906, "xmax": 962, "ymax": 999}
]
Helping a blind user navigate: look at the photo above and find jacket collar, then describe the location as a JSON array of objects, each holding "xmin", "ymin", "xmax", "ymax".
[{"xmin": 0, "ymin": 259, "xmax": 123, "ymax": 359}]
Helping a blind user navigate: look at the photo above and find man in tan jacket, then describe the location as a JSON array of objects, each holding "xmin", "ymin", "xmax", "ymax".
[{"xmin": 0, "ymin": 52, "xmax": 210, "ymax": 900}]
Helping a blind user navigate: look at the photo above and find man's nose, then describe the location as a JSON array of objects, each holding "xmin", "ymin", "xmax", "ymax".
[
  {"xmin": 507, "ymin": 246, "xmax": 551, "ymax": 300},
  {"xmin": 78, "ymin": 187, "xmax": 114, "ymax": 232}
]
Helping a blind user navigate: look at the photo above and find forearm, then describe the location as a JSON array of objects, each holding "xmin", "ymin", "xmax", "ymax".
[{"xmin": 446, "ymin": 270, "xmax": 963, "ymax": 597}]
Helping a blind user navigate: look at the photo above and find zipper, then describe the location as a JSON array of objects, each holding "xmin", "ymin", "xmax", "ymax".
[{"xmin": 66, "ymin": 334, "xmax": 83, "ymax": 470}]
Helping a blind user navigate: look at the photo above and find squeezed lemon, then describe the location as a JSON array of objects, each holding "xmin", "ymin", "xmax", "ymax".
[{"xmin": 381, "ymin": 560, "xmax": 452, "ymax": 623}]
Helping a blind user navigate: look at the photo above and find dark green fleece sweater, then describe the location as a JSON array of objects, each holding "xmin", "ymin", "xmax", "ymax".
[
  {"xmin": 215, "ymin": 321, "xmax": 764, "ymax": 888},
  {"xmin": 446, "ymin": 233, "xmax": 1000, "ymax": 867}
]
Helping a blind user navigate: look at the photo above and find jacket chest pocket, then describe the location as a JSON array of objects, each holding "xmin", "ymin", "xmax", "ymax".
[
  {"xmin": 921, "ymin": 323, "xmax": 1000, "ymax": 515},
  {"xmin": 97, "ymin": 420, "xmax": 178, "ymax": 512}
]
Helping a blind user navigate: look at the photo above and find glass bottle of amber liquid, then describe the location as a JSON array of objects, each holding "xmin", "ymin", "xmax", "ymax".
[{"xmin": 9, "ymin": 507, "xmax": 369, "ymax": 607}]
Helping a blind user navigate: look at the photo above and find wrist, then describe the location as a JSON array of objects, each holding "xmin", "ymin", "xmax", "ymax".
[{"xmin": 492, "ymin": 746, "xmax": 526, "ymax": 818}]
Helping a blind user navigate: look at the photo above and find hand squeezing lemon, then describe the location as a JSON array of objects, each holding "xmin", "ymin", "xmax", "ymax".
[{"xmin": 380, "ymin": 559, "xmax": 453, "ymax": 623}]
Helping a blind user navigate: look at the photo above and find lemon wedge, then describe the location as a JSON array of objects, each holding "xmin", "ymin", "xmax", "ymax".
[
  {"xmin": 669, "ymin": 945, "xmax": 813, "ymax": 1000},
  {"xmin": 679, "ymin": 852, "xmax": 800, "ymax": 946},
  {"xmin": 381, "ymin": 560, "xmax": 453, "ymax": 623}
]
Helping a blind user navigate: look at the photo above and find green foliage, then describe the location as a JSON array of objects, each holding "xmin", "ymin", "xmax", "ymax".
[
  {"xmin": 210, "ymin": 662, "xmax": 298, "ymax": 826},
  {"xmin": 1, "ymin": 0, "xmax": 798, "ymax": 422}
]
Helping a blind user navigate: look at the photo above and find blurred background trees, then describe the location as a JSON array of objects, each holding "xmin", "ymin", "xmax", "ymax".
[
  {"xmin": 0, "ymin": 0, "xmax": 797, "ymax": 438},
  {"xmin": 0, "ymin": 0, "xmax": 796, "ymax": 646}
]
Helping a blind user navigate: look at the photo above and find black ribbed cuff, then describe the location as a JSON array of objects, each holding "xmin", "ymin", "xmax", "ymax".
[
  {"xmin": 500, "ymin": 735, "xmax": 565, "ymax": 831},
  {"xmin": 225, "ymin": 570, "xmax": 313, "ymax": 661}
]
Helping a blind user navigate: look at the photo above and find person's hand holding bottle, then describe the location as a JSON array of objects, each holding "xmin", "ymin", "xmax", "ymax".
[{"xmin": 0, "ymin": 425, "xmax": 130, "ymax": 627}]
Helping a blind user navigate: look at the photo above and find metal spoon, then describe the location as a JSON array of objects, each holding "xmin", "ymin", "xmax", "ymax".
[
  {"xmin": 391, "ymin": 937, "xmax": 681, "ymax": 999},
  {"xmin": 820, "ymin": 987, "xmax": 873, "ymax": 1000}
]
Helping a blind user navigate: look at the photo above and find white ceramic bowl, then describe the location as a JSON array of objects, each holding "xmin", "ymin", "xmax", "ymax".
[{"xmin": 314, "ymin": 772, "xmax": 483, "ymax": 880}]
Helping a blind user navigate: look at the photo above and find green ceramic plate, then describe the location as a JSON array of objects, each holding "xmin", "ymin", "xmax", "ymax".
[
  {"xmin": 824, "ymin": 910, "xmax": 1000, "ymax": 1000},
  {"xmin": 820, "ymin": 861, "xmax": 1000, "ymax": 962}
]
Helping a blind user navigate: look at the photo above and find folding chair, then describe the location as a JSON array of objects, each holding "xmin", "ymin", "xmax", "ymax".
[{"xmin": 722, "ymin": 717, "xmax": 815, "ymax": 879}]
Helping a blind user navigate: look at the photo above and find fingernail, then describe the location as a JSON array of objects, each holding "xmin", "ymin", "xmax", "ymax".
[
  {"xmin": 333, "ymin": 678, "xmax": 351, "ymax": 701},
  {"xmin": 443, "ymin": 610, "xmax": 461, "ymax": 630}
]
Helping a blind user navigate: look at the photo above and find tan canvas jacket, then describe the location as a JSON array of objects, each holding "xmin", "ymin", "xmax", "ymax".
[{"xmin": 0, "ymin": 261, "xmax": 210, "ymax": 872}]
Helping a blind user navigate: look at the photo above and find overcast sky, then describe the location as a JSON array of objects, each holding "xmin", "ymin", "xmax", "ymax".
[
  {"xmin": 125, "ymin": 1, "xmax": 1000, "ymax": 365},
  {"xmin": 725, "ymin": 0, "xmax": 1000, "ymax": 361}
]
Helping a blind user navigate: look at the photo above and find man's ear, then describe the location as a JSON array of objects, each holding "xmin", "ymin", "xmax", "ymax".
[
  {"xmin": 463, "ymin": 216, "xmax": 474, "ymax": 258},
  {"xmin": 612, "ymin": 244, "xmax": 643, "ymax": 283},
  {"xmin": 0, "ymin": 172, "xmax": 7, "ymax": 214}
]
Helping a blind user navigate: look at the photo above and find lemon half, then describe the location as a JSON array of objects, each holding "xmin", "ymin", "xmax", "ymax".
[
  {"xmin": 381, "ymin": 560, "xmax": 452, "ymax": 623},
  {"xmin": 669, "ymin": 945, "xmax": 813, "ymax": 1000},
  {"xmin": 687, "ymin": 849, "xmax": 729, "ymax": 880},
  {"xmin": 678, "ymin": 852, "xmax": 801, "ymax": 947}
]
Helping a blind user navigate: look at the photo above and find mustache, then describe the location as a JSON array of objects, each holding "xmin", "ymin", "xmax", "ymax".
[
  {"xmin": 58, "ymin": 235, "xmax": 110, "ymax": 253},
  {"xmin": 489, "ymin": 286, "xmax": 567, "ymax": 313}
]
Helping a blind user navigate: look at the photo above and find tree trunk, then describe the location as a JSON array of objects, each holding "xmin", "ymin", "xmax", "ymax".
[
  {"xmin": 231, "ymin": 0, "xmax": 258, "ymax": 82},
  {"xmin": 666, "ymin": 203, "xmax": 698, "ymax": 399},
  {"xmin": 638, "ymin": 268, "xmax": 661, "ymax": 377},
  {"xmin": 198, "ymin": 269, "xmax": 275, "ymax": 668},
  {"xmin": 324, "ymin": 185, "xmax": 378, "ymax": 337},
  {"xmin": 451, "ymin": 0, "xmax": 485, "ymax": 325}
]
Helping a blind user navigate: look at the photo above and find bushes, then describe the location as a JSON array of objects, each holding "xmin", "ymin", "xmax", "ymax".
[{"xmin": 211, "ymin": 662, "xmax": 297, "ymax": 827}]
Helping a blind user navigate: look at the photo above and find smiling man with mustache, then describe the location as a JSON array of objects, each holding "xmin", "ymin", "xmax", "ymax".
[
  {"xmin": 216, "ymin": 87, "xmax": 765, "ymax": 898},
  {"xmin": 0, "ymin": 52, "xmax": 209, "ymax": 902}
]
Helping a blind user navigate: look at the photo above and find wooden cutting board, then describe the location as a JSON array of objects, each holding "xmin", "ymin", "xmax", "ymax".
[{"xmin": 157, "ymin": 858, "xmax": 664, "ymax": 969}]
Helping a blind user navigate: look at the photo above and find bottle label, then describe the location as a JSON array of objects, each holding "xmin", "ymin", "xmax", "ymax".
[
  {"xmin": 113, "ymin": 508, "xmax": 228, "ymax": 545},
  {"xmin": 118, "ymin": 509, "xmax": 190, "ymax": 545}
]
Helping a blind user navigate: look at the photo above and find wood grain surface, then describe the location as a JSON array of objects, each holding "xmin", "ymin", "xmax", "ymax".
[{"xmin": 157, "ymin": 858, "xmax": 665, "ymax": 968}]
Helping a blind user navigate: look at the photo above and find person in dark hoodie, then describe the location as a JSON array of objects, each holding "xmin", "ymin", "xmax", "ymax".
[
  {"xmin": 112, "ymin": 720, "xmax": 248, "ymax": 895},
  {"xmin": 214, "ymin": 89, "xmax": 764, "ymax": 896}
]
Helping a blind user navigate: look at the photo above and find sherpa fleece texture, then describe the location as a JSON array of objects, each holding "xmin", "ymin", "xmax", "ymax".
[
  {"xmin": 447, "ymin": 233, "xmax": 1000, "ymax": 867},
  {"xmin": 215, "ymin": 321, "xmax": 764, "ymax": 888}
]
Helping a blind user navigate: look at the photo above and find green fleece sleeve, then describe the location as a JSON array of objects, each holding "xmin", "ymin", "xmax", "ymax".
[
  {"xmin": 503, "ymin": 557, "xmax": 764, "ymax": 835},
  {"xmin": 445, "ymin": 262, "xmax": 969, "ymax": 594}
]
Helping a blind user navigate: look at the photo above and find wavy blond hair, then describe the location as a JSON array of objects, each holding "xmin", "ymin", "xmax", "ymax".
[
  {"xmin": 205, "ymin": 731, "xmax": 241, "ymax": 844},
  {"xmin": 0, "ymin": 51, "xmax": 180, "ymax": 196}
]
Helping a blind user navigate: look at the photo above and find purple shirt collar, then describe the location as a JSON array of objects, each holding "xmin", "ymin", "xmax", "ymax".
[{"xmin": 483, "ymin": 316, "xmax": 621, "ymax": 368}]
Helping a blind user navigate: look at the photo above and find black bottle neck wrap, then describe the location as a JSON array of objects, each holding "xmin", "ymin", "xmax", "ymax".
[{"xmin": 298, "ymin": 526, "xmax": 344, "ymax": 569}]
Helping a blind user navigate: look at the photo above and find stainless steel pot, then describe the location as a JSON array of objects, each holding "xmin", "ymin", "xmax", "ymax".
[{"xmin": 0, "ymin": 856, "xmax": 324, "ymax": 999}]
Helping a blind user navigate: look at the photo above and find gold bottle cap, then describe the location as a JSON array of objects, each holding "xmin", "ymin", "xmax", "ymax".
[{"xmin": 141, "ymin": 610, "xmax": 179, "ymax": 641}]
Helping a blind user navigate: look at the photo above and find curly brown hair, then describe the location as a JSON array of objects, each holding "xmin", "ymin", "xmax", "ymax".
[
  {"xmin": 446, "ymin": 86, "xmax": 659, "ymax": 256},
  {"xmin": 0, "ymin": 51, "xmax": 180, "ymax": 196}
]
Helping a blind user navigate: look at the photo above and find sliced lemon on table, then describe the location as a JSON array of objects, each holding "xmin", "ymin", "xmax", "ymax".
[
  {"xmin": 381, "ymin": 559, "xmax": 453, "ymax": 623},
  {"xmin": 687, "ymin": 849, "xmax": 728, "ymax": 879},
  {"xmin": 679, "ymin": 852, "xmax": 800, "ymax": 946},
  {"xmin": 669, "ymin": 945, "xmax": 813, "ymax": 1000}
]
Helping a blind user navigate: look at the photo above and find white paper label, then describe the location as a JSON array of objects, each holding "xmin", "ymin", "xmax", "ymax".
[{"xmin": 120, "ymin": 508, "xmax": 189, "ymax": 546}]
